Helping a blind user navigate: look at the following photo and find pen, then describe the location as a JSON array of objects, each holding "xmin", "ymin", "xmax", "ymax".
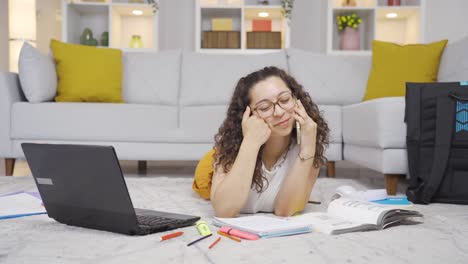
[
  {"xmin": 159, "ymin": 231, "xmax": 184, "ymax": 242},
  {"xmin": 217, "ymin": 230, "xmax": 241, "ymax": 242},
  {"xmin": 187, "ymin": 234, "xmax": 212, "ymax": 246},
  {"xmin": 209, "ymin": 237, "xmax": 221, "ymax": 249}
]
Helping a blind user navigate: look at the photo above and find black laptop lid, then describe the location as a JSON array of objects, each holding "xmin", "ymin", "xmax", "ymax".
[{"xmin": 22, "ymin": 143, "xmax": 140, "ymax": 235}]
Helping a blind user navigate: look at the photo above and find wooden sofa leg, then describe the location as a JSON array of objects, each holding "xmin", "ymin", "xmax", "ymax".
[
  {"xmin": 138, "ymin": 160, "xmax": 147, "ymax": 175},
  {"xmin": 385, "ymin": 174, "xmax": 401, "ymax": 195},
  {"xmin": 5, "ymin": 158, "xmax": 16, "ymax": 176},
  {"xmin": 326, "ymin": 161, "xmax": 335, "ymax": 178}
]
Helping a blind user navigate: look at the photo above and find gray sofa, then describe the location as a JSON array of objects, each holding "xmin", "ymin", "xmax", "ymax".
[
  {"xmin": 4, "ymin": 39, "xmax": 465, "ymax": 194},
  {"xmin": 1, "ymin": 49, "xmax": 371, "ymax": 178}
]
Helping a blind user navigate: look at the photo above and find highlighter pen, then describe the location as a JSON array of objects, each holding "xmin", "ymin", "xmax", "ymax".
[
  {"xmin": 159, "ymin": 231, "xmax": 184, "ymax": 242},
  {"xmin": 196, "ymin": 220, "xmax": 212, "ymax": 236},
  {"xmin": 219, "ymin": 226, "xmax": 259, "ymax": 240}
]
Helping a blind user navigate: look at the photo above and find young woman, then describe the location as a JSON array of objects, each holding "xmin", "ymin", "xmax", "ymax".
[{"xmin": 211, "ymin": 66, "xmax": 329, "ymax": 217}]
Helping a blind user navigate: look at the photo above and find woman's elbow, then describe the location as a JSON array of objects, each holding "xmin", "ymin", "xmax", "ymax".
[
  {"xmin": 212, "ymin": 202, "xmax": 241, "ymax": 218},
  {"xmin": 274, "ymin": 207, "xmax": 296, "ymax": 217},
  {"xmin": 214, "ymin": 208, "xmax": 240, "ymax": 218}
]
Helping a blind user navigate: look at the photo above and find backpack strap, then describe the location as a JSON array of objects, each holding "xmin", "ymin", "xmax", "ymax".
[
  {"xmin": 420, "ymin": 95, "xmax": 456, "ymax": 203},
  {"xmin": 405, "ymin": 85, "xmax": 421, "ymax": 189}
]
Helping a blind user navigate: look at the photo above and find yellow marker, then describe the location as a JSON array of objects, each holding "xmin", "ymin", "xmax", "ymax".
[{"xmin": 195, "ymin": 220, "xmax": 212, "ymax": 236}]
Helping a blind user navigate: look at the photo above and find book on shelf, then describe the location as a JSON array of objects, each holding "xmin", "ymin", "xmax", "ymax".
[
  {"xmin": 202, "ymin": 31, "xmax": 240, "ymax": 49},
  {"xmin": 213, "ymin": 198, "xmax": 422, "ymax": 237},
  {"xmin": 212, "ymin": 18, "xmax": 233, "ymax": 31},
  {"xmin": 246, "ymin": 31, "xmax": 281, "ymax": 49},
  {"xmin": 252, "ymin": 19, "xmax": 272, "ymax": 32}
]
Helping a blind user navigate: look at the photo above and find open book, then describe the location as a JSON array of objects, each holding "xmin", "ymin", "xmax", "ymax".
[
  {"xmin": 291, "ymin": 198, "xmax": 422, "ymax": 235},
  {"xmin": 213, "ymin": 198, "xmax": 422, "ymax": 237}
]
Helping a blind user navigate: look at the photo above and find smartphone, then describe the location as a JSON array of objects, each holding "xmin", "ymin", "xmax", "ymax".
[{"xmin": 296, "ymin": 120, "xmax": 301, "ymax": 145}]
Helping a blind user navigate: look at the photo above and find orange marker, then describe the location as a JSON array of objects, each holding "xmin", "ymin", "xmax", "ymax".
[
  {"xmin": 159, "ymin": 231, "xmax": 184, "ymax": 242},
  {"xmin": 209, "ymin": 237, "xmax": 221, "ymax": 249},
  {"xmin": 217, "ymin": 230, "xmax": 241, "ymax": 242}
]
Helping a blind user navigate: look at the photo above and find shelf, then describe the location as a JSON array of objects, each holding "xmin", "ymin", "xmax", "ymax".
[
  {"xmin": 375, "ymin": 6, "xmax": 421, "ymax": 44},
  {"xmin": 376, "ymin": 0, "xmax": 421, "ymax": 6},
  {"xmin": 70, "ymin": 0, "xmax": 110, "ymax": 4},
  {"xmin": 63, "ymin": 0, "xmax": 158, "ymax": 50},
  {"xmin": 332, "ymin": 0, "xmax": 375, "ymax": 8},
  {"xmin": 244, "ymin": 0, "xmax": 282, "ymax": 5},
  {"xmin": 196, "ymin": 0, "xmax": 289, "ymax": 53},
  {"xmin": 327, "ymin": 0, "xmax": 423, "ymax": 54},
  {"xmin": 111, "ymin": 5, "xmax": 155, "ymax": 49},
  {"xmin": 200, "ymin": 0, "xmax": 242, "ymax": 7},
  {"xmin": 198, "ymin": 48, "xmax": 282, "ymax": 54},
  {"xmin": 65, "ymin": 3, "xmax": 109, "ymax": 46}
]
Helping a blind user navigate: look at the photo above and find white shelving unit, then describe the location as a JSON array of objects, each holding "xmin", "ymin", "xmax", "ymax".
[
  {"xmin": 327, "ymin": 0, "xmax": 424, "ymax": 55},
  {"xmin": 62, "ymin": 0, "xmax": 158, "ymax": 51},
  {"xmin": 196, "ymin": 0, "xmax": 290, "ymax": 53}
]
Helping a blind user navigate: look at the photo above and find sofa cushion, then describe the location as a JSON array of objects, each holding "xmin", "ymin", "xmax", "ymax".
[
  {"xmin": 286, "ymin": 48, "xmax": 371, "ymax": 105},
  {"xmin": 439, "ymin": 35, "xmax": 468, "ymax": 81},
  {"xmin": 123, "ymin": 50, "xmax": 181, "ymax": 105},
  {"xmin": 18, "ymin": 42, "xmax": 57, "ymax": 103},
  {"xmin": 363, "ymin": 40, "xmax": 448, "ymax": 101},
  {"xmin": 179, "ymin": 105, "xmax": 228, "ymax": 142},
  {"xmin": 180, "ymin": 51, "xmax": 288, "ymax": 106},
  {"xmin": 342, "ymin": 97, "xmax": 406, "ymax": 148},
  {"xmin": 50, "ymin": 39, "xmax": 123, "ymax": 103},
  {"xmin": 11, "ymin": 102, "xmax": 178, "ymax": 142}
]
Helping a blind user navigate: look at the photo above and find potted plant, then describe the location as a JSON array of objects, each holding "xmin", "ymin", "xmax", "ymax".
[{"xmin": 336, "ymin": 13, "xmax": 362, "ymax": 50}]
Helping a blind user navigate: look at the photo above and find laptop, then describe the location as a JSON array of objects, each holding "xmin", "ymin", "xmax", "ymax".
[{"xmin": 21, "ymin": 143, "xmax": 200, "ymax": 235}]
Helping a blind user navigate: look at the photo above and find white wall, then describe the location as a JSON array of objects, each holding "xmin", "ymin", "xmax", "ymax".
[
  {"xmin": 290, "ymin": 0, "xmax": 327, "ymax": 52},
  {"xmin": 158, "ymin": 0, "xmax": 195, "ymax": 51},
  {"xmin": 0, "ymin": 1, "xmax": 9, "ymax": 72},
  {"xmin": 36, "ymin": 0, "xmax": 62, "ymax": 54},
  {"xmin": 424, "ymin": 0, "xmax": 468, "ymax": 44}
]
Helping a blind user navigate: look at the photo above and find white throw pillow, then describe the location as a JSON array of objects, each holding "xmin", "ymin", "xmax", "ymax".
[{"xmin": 18, "ymin": 42, "xmax": 57, "ymax": 103}]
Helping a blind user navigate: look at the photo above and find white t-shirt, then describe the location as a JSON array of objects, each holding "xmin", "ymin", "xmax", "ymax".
[{"xmin": 240, "ymin": 143, "xmax": 300, "ymax": 214}]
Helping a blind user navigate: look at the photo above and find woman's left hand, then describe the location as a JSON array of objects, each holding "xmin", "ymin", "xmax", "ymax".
[{"xmin": 293, "ymin": 99, "xmax": 317, "ymax": 159}]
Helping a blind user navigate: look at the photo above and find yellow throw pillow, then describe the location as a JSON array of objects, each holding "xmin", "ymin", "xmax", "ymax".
[
  {"xmin": 50, "ymin": 39, "xmax": 123, "ymax": 102},
  {"xmin": 192, "ymin": 149, "xmax": 216, "ymax": 200},
  {"xmin": 363, "ymin": 39, "xmax": 448, "ymax": 101}
]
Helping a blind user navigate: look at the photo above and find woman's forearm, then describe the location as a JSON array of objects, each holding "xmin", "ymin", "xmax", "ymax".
[
  {"xmin": 274, "ymin": 157, "xmax": 319, "ymax": 216},
  {"xmin": 211, "ymin": 139, "xmax": 260, "ymax": 217}
]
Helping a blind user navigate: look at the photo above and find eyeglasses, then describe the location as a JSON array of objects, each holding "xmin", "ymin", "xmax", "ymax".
[{"xmin": 253, "ymin": 92, "xmax": 296, "ymax": 118}]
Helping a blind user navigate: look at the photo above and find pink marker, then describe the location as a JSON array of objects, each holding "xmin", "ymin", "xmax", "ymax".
[{"xmin": 219, "ymin": 226, "xmax": 260, "ymax": 240}]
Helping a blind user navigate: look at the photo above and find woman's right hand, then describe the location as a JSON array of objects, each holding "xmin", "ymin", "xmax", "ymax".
[{"xmin": 242, "ymin": 106, "xmax": 271, "ymax": 147}]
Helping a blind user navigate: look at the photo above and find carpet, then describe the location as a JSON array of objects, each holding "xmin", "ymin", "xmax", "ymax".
[{"xmin": 0, "ymin": 176, "xmax": 467, "ymax": 264}]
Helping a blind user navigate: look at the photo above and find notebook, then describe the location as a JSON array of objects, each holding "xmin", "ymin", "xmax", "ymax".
[
  {"xmin": 213, "ymin": 215, "xmax": 312, "ymax": 238},
  {"xmin": 0, "ymin": 192, "xmax": 46, "ymax": 220}
]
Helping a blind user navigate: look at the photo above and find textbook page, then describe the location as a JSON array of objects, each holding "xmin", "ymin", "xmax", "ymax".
[{"xmin": 327, "ymin": 198, "xmax": 395, "ymax": 225}]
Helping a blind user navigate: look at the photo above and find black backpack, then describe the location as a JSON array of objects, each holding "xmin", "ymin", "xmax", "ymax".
[{"xmin": 405, "ymin": 82, "xmax": 468, "ymax": 204}]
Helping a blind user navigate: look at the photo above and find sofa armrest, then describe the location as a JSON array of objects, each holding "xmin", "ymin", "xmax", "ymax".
[{"xmin": 0, "ymin": 72, "xmax": 26, "ymax": 157}]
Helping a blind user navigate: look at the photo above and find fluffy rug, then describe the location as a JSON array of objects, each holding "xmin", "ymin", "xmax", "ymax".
[{"xmin": 0, "ymin": 176, "xmax": 467, "ymax": 264}]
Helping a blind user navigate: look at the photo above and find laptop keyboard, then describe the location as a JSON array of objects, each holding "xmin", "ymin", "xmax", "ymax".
[{"xmin": 136, "ymin": 215, "xmax": 184, "ymax": 227}]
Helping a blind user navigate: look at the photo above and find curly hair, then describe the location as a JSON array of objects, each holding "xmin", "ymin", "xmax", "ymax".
[{"xmin": 214, "ymin": 66, "xmax": 329, "ymax": 192}]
